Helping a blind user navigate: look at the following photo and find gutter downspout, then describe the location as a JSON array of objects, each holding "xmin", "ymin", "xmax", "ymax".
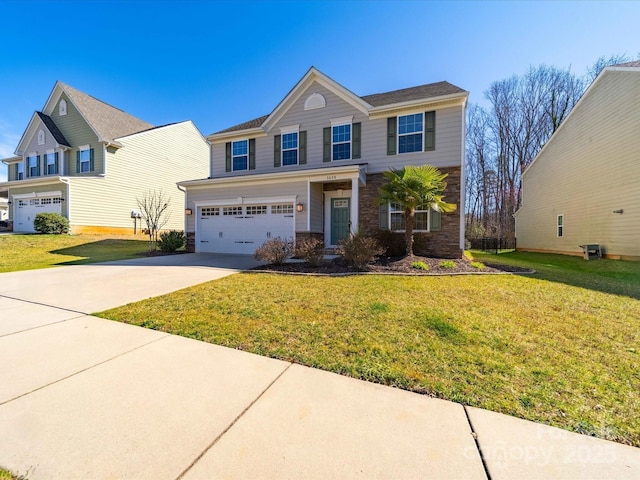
[{"xmin": 59, "ymin": 177, "xmax": 71, "ymax": 228}]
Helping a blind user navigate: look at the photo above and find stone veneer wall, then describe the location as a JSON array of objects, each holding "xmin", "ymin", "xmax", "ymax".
[
  {"xmin": 358, "ymin": 167, "xmax": 462, "ymax": 258},
  {"xmin": 186, "ymin": 231, "xmax": 196, "ymax": 253}
]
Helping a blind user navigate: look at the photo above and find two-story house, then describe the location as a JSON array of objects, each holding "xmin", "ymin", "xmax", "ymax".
[
  {"xmin": 0, "ymin": 81, "xmax": 209, "ymax": 233},
  {"xmin": 179, "ymin": 67, "xmax": 468, "ymax": 258},
  {"xmin": 515, "ymin": 62, "xmax": 640, "ymax": 260}
]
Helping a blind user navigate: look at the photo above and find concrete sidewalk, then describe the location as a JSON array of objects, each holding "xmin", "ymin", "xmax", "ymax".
[{"xmin": 1, "ymin": 254, "xmax": 639, "ymax": 479}]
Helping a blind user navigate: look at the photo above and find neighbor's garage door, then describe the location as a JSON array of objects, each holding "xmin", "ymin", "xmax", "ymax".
[
  {"xmin": 197, "ymin": 203, "xmax": 295, "ymax": 254},
  {"xmin": 14, "ymin": 196, "xmax": 62, "ymax": 232}
]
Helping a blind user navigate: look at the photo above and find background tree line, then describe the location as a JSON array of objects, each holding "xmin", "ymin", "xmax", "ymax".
[{"xmin": 464, "ymin": 54, "xmax": 638, "ymax": 243}]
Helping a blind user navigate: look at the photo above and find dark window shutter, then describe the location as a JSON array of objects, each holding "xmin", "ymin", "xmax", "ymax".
[
  {"xmin": 76, "ymin": 151, "xmax": 80, "ymax": 173},
  {"xmin": 387, "ymin": 117, "xmax": 397, "ymax": 155},
  {"xmin": 36, "ymin": 155, "xmax": 41, "ymax": 176},
  {"xmin": 14, "ymin": 163, "xmax": 18, "ymax": 180},
  {"xmin": 249, "ymin": 138, "xmax": 256, "ymax": 170},
  {"xmin": 273, "ymin": 135, "xmax": 281, "ymax": 167},
  {"xmin": 225, "ymin": 142, "xmax": 231, "ymax": 172},
  {"xmin": 299, "ymin": 131, "xmax": 307, "ymax": 164},
  {"xmin": 54, "ymin": 152, "xmax": 59, "ymax": 174},
  {"xmin": 352, "ymin": 123, "xmax": 361, "ymax": 159},
  {"xmin": 379, "ymin": 203, "xmax": 389, "ymax": 230},
  {"xmin": 323, "ymin": 127, "xmax": 331, "ymax": 162},
  {"xmin": 425, "ymin": 111, "xmax": 435, "ymax": 151},
  {"xmin": 89, "ymin": 148, "xmax": 95, "ymax": 171},
  {"xmin": 430, "ymin": 209, "xmax": 441, "ymax": 231}
]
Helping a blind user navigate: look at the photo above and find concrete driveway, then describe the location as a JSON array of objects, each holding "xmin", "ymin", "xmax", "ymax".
[{"xmin": 1, "ymin": 254, "xmax": 639, "ymax": 479}]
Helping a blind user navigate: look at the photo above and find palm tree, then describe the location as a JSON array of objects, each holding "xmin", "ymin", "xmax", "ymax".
[{"xmin": 378, "ymin": 165, "xmax": 457, "ymax": 257}]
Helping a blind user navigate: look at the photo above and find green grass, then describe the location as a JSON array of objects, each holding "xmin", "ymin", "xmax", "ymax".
[
  {"xmin": 0, "ymin": 234, "xmax": 150, "ymax": 272},
  {"xmin": 97, "ymin": 252, "xmax": 640, "ymax": 446}
]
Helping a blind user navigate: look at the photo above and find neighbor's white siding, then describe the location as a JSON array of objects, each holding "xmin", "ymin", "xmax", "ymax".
[
  {"xmin": 516, "ymin": 69, "xmax": 640, "ymax": 258},
  {"xmin": 210, "ymin": 80, "xmax": 464, "ymax": 178},
  {"xmin": 68, "ymin": 121, "xmax": 209, "ymax": 231}
]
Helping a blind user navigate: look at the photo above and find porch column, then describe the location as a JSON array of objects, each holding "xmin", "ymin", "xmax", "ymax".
[{"xmin": 350, "ymin": 176, "xmax": 359, "ymax": 235}]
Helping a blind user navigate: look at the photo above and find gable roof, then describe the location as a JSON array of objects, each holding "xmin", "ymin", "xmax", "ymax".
[
  {"xmin": 43, "ymin": 81, "xmax": 154, "ymax": 145},
  {"xmin": 209, "ymin": 67, "xmax": 467, "ymax": 139},
  {"xmin": 614, "ymin": 60, "xmax": 640, "ymax": 68},
  {"xmin": 36, "ymin": 112, "xmax": 70, "ymax": 147}
]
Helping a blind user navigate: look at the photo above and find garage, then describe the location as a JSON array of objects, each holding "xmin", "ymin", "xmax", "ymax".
[
  {"xmin": 197, "ymin": 202, "xmax": 295, "ymax": 254},
  {"xmin": 14, "ymin": 194, "xmax": 63, "ymax": 232}
]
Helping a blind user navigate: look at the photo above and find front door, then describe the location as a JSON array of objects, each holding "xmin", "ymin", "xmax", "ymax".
[{"xmin": 330, "ymin": 198, "xmax": 350, "ymax": 245}]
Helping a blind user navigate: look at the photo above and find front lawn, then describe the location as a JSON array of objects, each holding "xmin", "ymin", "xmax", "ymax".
[
  {"xmin": 0, "ymin": 234, "xmax": 150, "ymax": 273},
  {"xmin": 97, "ymin": 252, "xmax": 640, "ymax": 446}
]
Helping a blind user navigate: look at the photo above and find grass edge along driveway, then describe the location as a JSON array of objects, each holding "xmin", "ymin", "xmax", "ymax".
[{"xmin": 97, "ymin": 252, "xmax": 640, "ymax": 447}]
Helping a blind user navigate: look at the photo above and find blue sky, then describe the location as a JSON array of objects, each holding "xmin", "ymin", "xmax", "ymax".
[{"xmin": 1, "ymin": 0, "xmax": 638, "ymax": 181}]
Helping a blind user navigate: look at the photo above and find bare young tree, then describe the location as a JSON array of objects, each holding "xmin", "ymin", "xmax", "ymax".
[
  {"xmin": 585, "ymin": 54, "xmax": 632, "ymax": 83},
  {"xmin": 137, "ymin": 189, "xmax": 171, "ymax": 251}
]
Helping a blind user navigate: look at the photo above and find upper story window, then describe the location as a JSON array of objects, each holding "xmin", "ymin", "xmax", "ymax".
[
  {"xmin": 16, "ymin": 162, "xmax": 24, "ymax": 180},
  {"xmin": 59, "ymin": 99, "xmax": 67, "ymax": 116},
  {"xmin": 38, "ymin": 129, "xmax": 45, "ymax": 145},
  {"xmin": 45, "ymin": 152, "xmax": 58, "ymax": 175},
  {"xmin": 398, "ymin": 113, "xmax": 423, "ymax": 153},
  {"xmin": 232, "ymin": 140, "xmax": 248, "ymax": 171},
  {"xmin": 282, "ymin": 132, "xmax": 298, "ymax": 166},
  {"xmin": 78, "ymin": 146, "xmax": 92, "ymax": 173},
  {"xmin": 388, "ymin": 111, "xmax": 435, "ymax": 155},
  {"xmin": 332, "ymin": 124, "xmax": 351, "ymax": 161},
  {"xmin": 27, "ymin": 155, "xmax": 39, "ymax": 177},
  {"xmin": 557, "ymin": 214, "xmax": 564, "ymax": 238}
]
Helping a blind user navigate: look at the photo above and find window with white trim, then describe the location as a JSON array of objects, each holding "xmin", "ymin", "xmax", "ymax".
[
  {"xmin": 223, "ymin": 206, "xmax": 242, "ymax": 216},
  {"xmin": 389, "ymin": 203, "xmax": 430, "ymax": 232},
  {"xmin": 79, "ymin": 147, "xmax": 91, "ymax": 173},
  {"xmin": 52, "ymin": 197, "xmax": 62, "ymax": 204},
  {"xmin": 38, "ymin": 129, "xmax": 45, "ymax": 145},
  {"xmin": 18, "ymin": 199, "xmax": 27, "ymax": 207},
  {"xmin": 201, "ymin": 207, "xmax": 219, "ymax": 217},
  {"xmin": 232, "ymin": 140, "xmax": 248, "ymax": 171},
  {"xmin": 271, "ymin": 204, "xmax": 294, "ymax": 214},
  {"xmin": 246, "ymin": 205, "xmax": 267, "ymax": 215},
  {"xmin": 398, "ymin": 113, "xmax": 423, "ymax": 153},
  {"xmin": 45, "ymin": 152, "xmax": 56, "ymax": 175},
  {"xmin": 27, "ymin": 155, "xmax": 38, "ymax": 177},
  {"xmin": 332, "ymin": 124, "xmax": 351, "ymax": 160},
  {"xmin": 557, "ymin": 214, "xmax": 564, "ymax": 238},
  {"xmin": 282, "ymin": 132, "xmax": 298, "ymax": 166},
  {"xmin": 16, "ymin": 162, "xmax": 24, "ymax": 180},
  {"xmin": 59, "ymin": 99, "xmax": 67, "ymax": 116},
  {"xmin": 41, "ymin": 198, "xmax": 52, "ymax": 205}
]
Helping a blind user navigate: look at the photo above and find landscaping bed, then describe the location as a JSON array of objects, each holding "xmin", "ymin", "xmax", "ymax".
[{"xmin": 254, "ymin": 255, "xmax": 533, "ymax": 275}]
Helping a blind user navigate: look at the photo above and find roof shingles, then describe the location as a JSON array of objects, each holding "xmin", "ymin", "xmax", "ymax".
[{"xmin": 36, "ymin": 112, "xmax": 70, "ymax": 147}]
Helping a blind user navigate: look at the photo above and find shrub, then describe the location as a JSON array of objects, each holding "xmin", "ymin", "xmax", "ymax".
[
  {"xmin": 471, "ymin": 261, "xmax": 486, "ymax": 270},
  {"xmin": 439, "ymin": 260, "xmax": 456, "ymax": 269},
  {"xmin": 255, "ymin": 237, "xmax": 293, "ymax": 265},
  {"xmin": 411, "ymin": 261, "xmax": 429, "ymax": 271},
  {"xmin": 463, "ymin": 250, "xmax": 474, "ymax": 261},
  {"xmin": 338, "ymin": 231, "xmax": 384, "ymax": 271},
  {"xmin": 295, "ymin": 237, "xmax": 325, "ymax": 267},
  {"xmin": 33, "ymin": 213, "xmax": 69, "ymax": 234},
  {"xmin": 157, "ymin": 230, "xmax": 186, "ymax": 252},
  {"xmin": 374, "ymin": 230, "xmax": 406, "ymax": 257}
]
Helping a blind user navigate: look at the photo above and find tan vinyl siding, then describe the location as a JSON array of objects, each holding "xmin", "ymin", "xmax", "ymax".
[
  {"xmin": 49, "ymin": 93, "xmax": 104, "ymax": 175},
  {"xmin": 185, "ymin": 179, "xmax": 308, "ymax": 233},
  {"xmin": 516, "ymin": 70, "xmax": 640, "ymax": 258},
  {"xmin": 210, "ymin": 82, "xmax": 464, "ymax": 178},
  {"xmin": 68, "ymin": 122, "xmax": 209, "ymax": 231}
]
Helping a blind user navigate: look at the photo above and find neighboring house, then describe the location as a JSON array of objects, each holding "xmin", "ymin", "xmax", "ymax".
[
  {"xmin": 179, "ymin": 67, "xmax": 468, "ymax": 257},
  {"xmin": 0, "ymin": 197, "xmax": 8, "ymax": 221},
  {"xmin": 515, "ymin": 61, "xmax": 640, "ymax": 260},
  {"xmin": 0, "ymin": 81, "xmax": 209, "ymax": 234}
]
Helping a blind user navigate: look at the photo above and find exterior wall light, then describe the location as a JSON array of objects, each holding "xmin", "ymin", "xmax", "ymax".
[
  {"xmin": 613, "ymin": 209, "xmax": 624, "ymax": 214},
  {"xmin": 185, "ymin": 208, "xmax": 193, "ymax": 215},
  {"xmin": 296, "ymin": 203, "xmax": 303, "ymax": 212}
]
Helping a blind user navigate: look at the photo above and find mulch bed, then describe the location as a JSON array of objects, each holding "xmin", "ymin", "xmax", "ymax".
[{"xmin": 253, "ymin": 255, "xmax": 533, "ymax": 276}]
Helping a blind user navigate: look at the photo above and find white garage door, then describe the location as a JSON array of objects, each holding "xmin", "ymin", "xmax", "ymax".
[
  {"xmin": 197, "ymin": 203, "xmax": 295, "ymax": 254},
  {"xmin": 14, "ymin": 196, "xmax": 63, "ymax": 233}
]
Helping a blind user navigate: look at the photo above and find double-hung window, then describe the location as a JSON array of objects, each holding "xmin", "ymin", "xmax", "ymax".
[
  {"xmin": 45, "ymin": 152, "xmax": 57, "ymax": 175},
  {"xmin": 398, "ymin": 113, "xmax": 423, "ymax": 153},
  {"xmin": 389, "ymin": 203, "xmax": 430, "ymax": 232},
  {"xmin": 332, "ymin": 124, "xmax": 351, "ymax": 161},
  {"xmin": 27, "ymin": 155, "xmax": 38, "ymax": 177},
  {"xmin": 16, "ymin": 162, "xmax": 24, "ymax": 180},
  {"xmin": 282, "ymin": 132, "xmax": 298, "ymax": 166},
  {"xmin": 79, "ymin": 147, "xmax": 91, "ymax": 173},
  {"xmin": 232, "ymin": 140, "xmax": 248, "ymax": 171},
  {"xmin": 557, "ymin": 215, "xmax": 564, "ymax": 238}
]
